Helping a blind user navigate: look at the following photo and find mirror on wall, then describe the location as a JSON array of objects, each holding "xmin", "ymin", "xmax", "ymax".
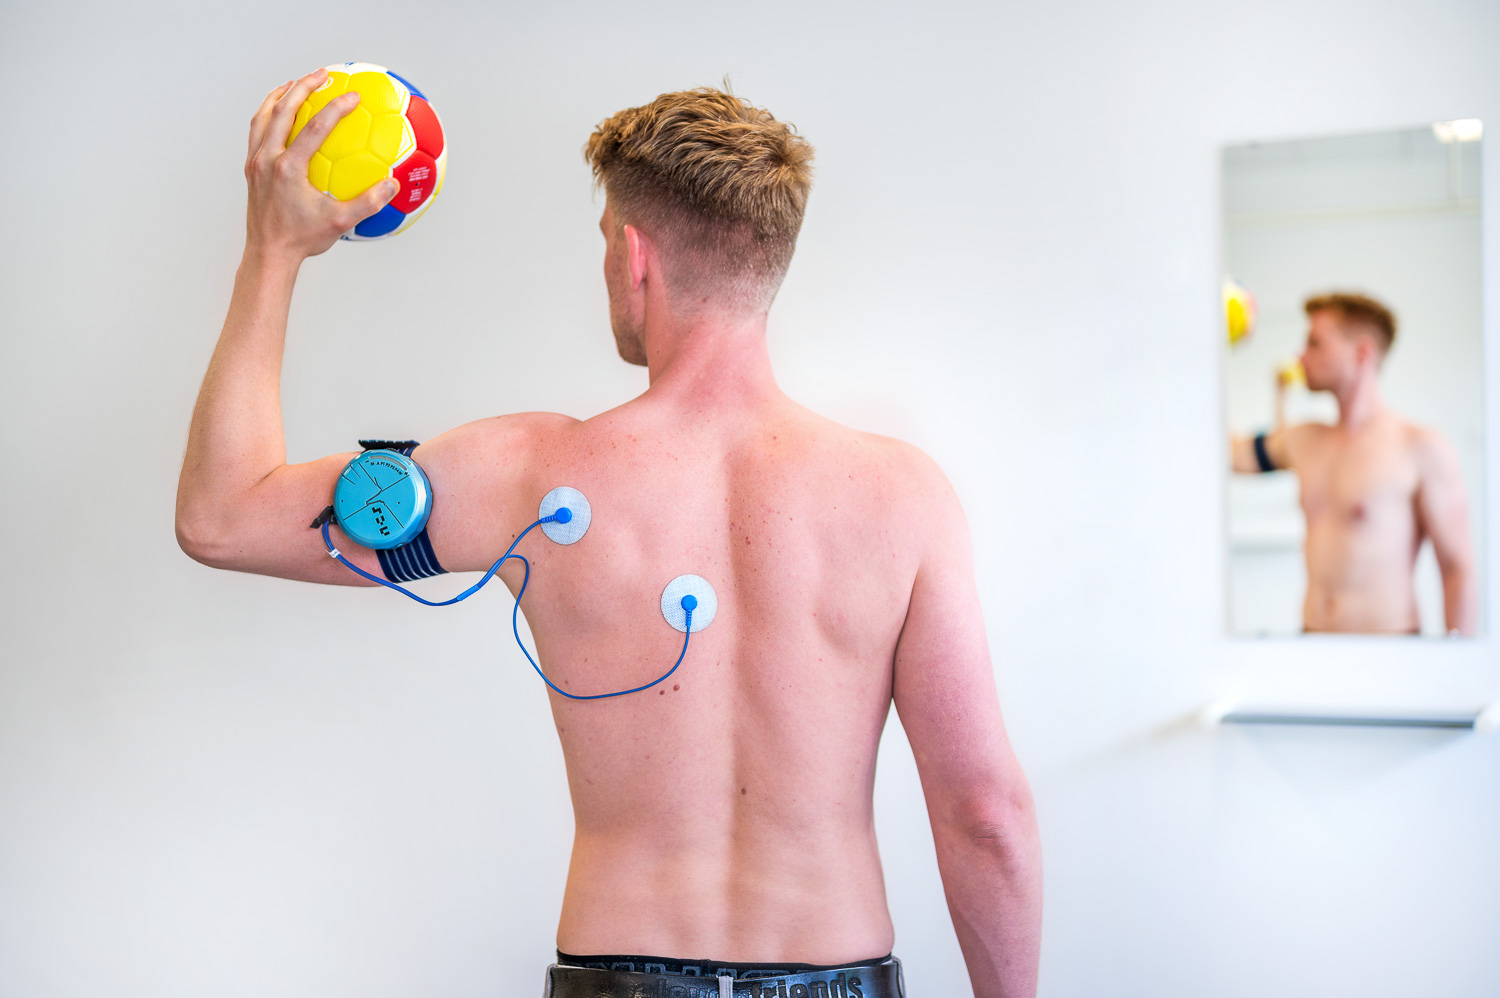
[{"xmin": 1222, "ymin": 122, "xmax": 1485, "ymax": 637}]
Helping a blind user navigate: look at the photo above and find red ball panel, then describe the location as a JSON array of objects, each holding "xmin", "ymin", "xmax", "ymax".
[
  {"xmin": 392, "ymin": 151, "xmax": 439, "ymax": 214},
  {"xmin": 406, "ymin": 97, "xmax": 444, "ymax": 157}
]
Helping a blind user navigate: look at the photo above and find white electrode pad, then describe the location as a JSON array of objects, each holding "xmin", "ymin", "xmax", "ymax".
[
  {"xmin": 539, "ymin": 487, "xmax": 591, "ymax": 544},
  {"xmin": 661, "ymin": 574, "xmax": 718, "ymax": 633}
]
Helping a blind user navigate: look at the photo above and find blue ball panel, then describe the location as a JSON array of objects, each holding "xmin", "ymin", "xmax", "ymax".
[
  {"xmin": 354, "ymin": 203, "xmax": 406, "ymax": 238},
  {"xmin": 387, "ymin": 70, "xmax": 426, "ymax": 100}
]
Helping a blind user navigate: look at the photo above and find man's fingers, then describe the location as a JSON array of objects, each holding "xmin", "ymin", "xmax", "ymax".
[
  {"xmin": 262, "ymin": 68, "xmax": 329, "ymax": 152},
  {"xmin": 283, "ymin": 90, "xmax": 361, "ymax": 171},
  {"xmin": 340, "ymin": 178, "xmax": 400, "ymax": 229},
  {"xmin": 247, "ymin": 81, "xmax": 294, "ymax": 164}
]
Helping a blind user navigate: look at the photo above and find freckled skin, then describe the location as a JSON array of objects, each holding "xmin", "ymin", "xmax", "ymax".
[
  {"xmin": 403, "ymin": 204, "xmax": 1035, "ymax": 974},
  {"xmin": 472, "ymin": 394, "xmax": 928, "ymax": 962}
]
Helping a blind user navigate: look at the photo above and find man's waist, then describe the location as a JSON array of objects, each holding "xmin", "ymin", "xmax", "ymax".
[{"xmin": 544, "ymin": 957, "xmax": 903, "ymax": 998}]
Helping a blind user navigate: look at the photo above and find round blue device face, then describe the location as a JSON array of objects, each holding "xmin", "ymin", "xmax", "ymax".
[{"xmin": 333, "ymin": 450, "xmax": 433, "ymax": 550}]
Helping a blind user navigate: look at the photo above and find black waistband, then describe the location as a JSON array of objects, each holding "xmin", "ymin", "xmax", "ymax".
[
  {"xmin": 557, "ymin": 950, "xmax": 892, "ymax": 979},
  {"xmin": 546, "ymin": 958, "xmax": 904, "ymax": 997}
]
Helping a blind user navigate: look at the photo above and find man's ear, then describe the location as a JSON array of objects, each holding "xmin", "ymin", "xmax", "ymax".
[{"xmin": 623, "ymin": 223, "xmax": 651, "ymax": 290}]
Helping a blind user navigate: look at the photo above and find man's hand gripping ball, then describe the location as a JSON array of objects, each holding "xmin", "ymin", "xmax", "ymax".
[{"xmin": 244, "ymin": 69, "xmax": 397, "ymax": 261}]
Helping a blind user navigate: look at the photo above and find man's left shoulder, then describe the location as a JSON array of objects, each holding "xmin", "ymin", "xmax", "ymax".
[
  {"xmin": 850, "ymin": 431, "xmax": 950, "ymax": 490},
  {"xmin": 849, "ymin": 434, "xmax": 969, "ymax": 533}
]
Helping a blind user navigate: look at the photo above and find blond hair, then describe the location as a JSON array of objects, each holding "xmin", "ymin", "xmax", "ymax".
[
  {"xmin": 585, "ymin": 86, "xmax": 814, "ymax": 312},
  {"xmin": 1305, "ymin": 292, "xmax": 1397, "ymax": 356}
]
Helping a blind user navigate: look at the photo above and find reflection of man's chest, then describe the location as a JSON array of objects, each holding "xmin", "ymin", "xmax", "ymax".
[{"xmin": 1298, "ymin": 435, "xmax": 1418, "ymax": 527}]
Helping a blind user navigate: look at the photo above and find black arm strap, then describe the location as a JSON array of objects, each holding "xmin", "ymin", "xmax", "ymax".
[
  {"xmin": 1252, "ymin": 432, "xmax": 1278, "ymax": 473},
  {"xmin": 358, "ymin": 439, "xmax": 421, "ymax": 455}
]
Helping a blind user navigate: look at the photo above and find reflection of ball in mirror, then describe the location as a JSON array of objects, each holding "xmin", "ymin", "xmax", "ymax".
[{"xmin": 1224, "ymin": 277, "xmax": 1257, "ymax": 346}]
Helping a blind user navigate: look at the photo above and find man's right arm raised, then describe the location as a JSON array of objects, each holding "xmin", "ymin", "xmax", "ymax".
[
  {"xmin": 1229, "ymin": 426, "xmax": 1294, "ymax": 474},
  {"xmin": 891, "ymin": 453, "xmax": 1042, "ymax": 998},
  {"xmin": 1230, "ymin": 367, "xmax": 1301, "ymax": 473},
  {"xmin": 176, "ymin": 70, "xmax": 570, "ymax": 585}
]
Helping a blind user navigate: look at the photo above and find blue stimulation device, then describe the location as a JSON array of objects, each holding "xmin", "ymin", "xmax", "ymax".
[
  {"xmin": 333, "ymin": 449, "xmax": 433, "ymax": 549},
  {"xmin": 315, "ymin": 447, "xmax": 714, "ymax": 701},
  {"xmin": 324, "ymin": 443, "xmax": 442, "ymax": 583}
]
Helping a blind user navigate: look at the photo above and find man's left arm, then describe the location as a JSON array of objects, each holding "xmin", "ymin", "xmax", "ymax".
[
  {"xmin": 1413, "ymin": 429, "xmax": 1478, "ymax": 636},
  {"xmin": 891, "ymin": 447, "xmax": 1041, "ymax": 998}
]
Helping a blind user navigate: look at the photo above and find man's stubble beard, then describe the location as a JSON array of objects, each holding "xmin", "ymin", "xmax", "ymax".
[
  {"xmin": 608, "ymin": 285, "xmax": 648, "ymax": 368},
  {"xmin": 614, "ymin": 326, "xmax": 647, "ymax": 367}
]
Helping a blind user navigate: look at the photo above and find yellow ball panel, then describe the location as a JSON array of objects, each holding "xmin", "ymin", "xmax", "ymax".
[
  {"xmin": 347, "ymin": 71, "xmax": 403, "ymax": 115},
  {"xmin": 367, "ymin": 113, "xmax": 414, "ymax": 166},
  {"xmin": 320, "ymin": 105, "xmax": 372, "ymax": 161},
  {"xmin": 327, "ymin": 151, "xmax": 390, "ymax": 201},
  {"xmin": 1226, "ymin": 298, "xmax": 1248, "ymax": 344},
  {"xmin": 288, "ymin": 72, "xmax": 350, "ymax": 146},
  {"xmin": 308, "ymin": 151, "xmax": 332, "ymax": 192}
]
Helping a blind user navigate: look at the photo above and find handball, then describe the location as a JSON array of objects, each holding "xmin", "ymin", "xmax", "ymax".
[
  {"xmin": 288, "ymin": 63, "xmax": 447, "ymax": 241},
  {"xmin": 1277, "ymin": 358, "xmax": 1306, "ymax": 387},
  {"xmin": 1224, "ymin": 277, "xmax": 1257, "ymax": 347}
]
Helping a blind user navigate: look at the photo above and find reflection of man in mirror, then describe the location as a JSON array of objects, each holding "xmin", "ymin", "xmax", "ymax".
[{"xmin": 1230, "ymin": 292, "xmax": 1477, "ymax": 635}]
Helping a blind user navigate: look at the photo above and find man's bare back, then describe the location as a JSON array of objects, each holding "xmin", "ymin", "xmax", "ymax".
[{"xmin": 458, "ymin": 394, "xmax": 927, "ymax": 961}]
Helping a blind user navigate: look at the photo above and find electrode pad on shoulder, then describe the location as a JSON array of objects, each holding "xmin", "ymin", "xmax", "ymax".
[
  {"xmin": 316, "ymin": 475, "xmax": 715, "ymax": 701},
  {"xmin": 539, "ymin": 486, "xmax": 591, "ymax": 544}
]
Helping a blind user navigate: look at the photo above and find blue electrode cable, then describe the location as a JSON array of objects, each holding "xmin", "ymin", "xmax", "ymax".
[{"xmin": 320, "ymin": 508, "xmax": 693, "ymax": 700}]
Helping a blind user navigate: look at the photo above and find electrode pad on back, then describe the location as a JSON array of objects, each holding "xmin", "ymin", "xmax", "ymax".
[
  {"xmin": 319, "ymin": 471, "xmax": 712, "ymax": 700},
  {"xmin": 333, "ymin": 449, "xmax": 433, "ymax": 549},
  {"xmin": 661, "ymin": 575, "xmax": 718, "ymax": 633},
  {"xmin": 539, "ymin": 486, "xmax": 591, "ymax": 544}
]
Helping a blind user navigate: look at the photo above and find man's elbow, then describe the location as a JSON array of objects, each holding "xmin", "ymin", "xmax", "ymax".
[
  {"xmin": 1439, "ymin": 546, "xmax": 1475, "ymax": 577},
  {"xmin": 175, "ymin": 507, "xmax": 238, "ymax": 570},
  {"xmin": 941, "ymin": 780, "xmax": 1039, "ymax": 853}
]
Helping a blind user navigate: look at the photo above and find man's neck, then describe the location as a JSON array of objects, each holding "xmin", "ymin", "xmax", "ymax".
[
  {"xmin": 1333, "ymin": 370, "xmax": 1386, "ymax": 430},
  {"xmin": 642, "ymin": 309, "xmax": 782, "ymax": 410}
]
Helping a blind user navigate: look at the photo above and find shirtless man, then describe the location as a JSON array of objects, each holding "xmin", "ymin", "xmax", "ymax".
[
  {"xmin": 1230, "ymin": 293, "xmax": 1477, "ymax": 635},
  {"xmin": 176, "ymin": 72, "xmax": 1042, "ymax": 996}
]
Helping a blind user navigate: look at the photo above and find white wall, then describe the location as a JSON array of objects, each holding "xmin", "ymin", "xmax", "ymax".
[{"xmin": 1, "ymin": 2, "xmax": 1497, "ymax": 997}]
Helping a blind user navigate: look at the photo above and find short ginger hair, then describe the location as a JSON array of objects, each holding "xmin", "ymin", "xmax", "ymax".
[
  {"xmin": 584, "ymin": 86, "xmax": 814, "ymax": 312},
  {"xmin": 1304, "ymin": 292, "xmax": 1397, "ymax": 356}
]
